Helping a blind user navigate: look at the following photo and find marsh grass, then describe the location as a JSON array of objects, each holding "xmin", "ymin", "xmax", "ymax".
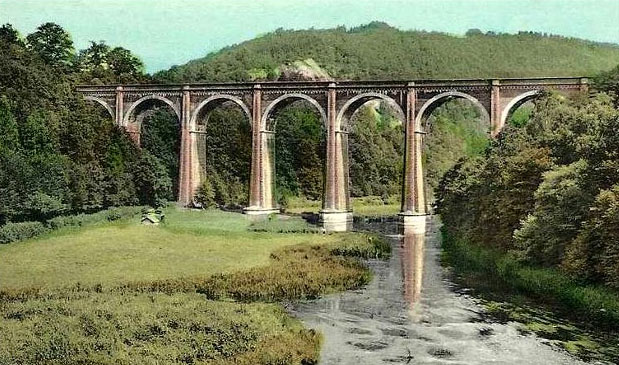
[
  {"xmin": 0, "ymin": 293, "xmax": 320, "ymax": 364},
  {"xmin": 0, "ymin": 210, "xmax": 345, "ymax": 291},
  {"xmin": 248, "ymin": 214, "xmax": 322, "ymax": 233},
  {"xmin": 0, "ymin": 208, "xmax": 388, "ymax": 364}
]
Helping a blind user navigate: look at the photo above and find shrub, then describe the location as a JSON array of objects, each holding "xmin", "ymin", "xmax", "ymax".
[
  {"xmin": 0, "ymin": 207, "xmax": 143, "ymax": 244},
  {"xmin": 0, "ymin": 222, "xmax": 48, "ymax": 244},
  {"xmin": 194, "ymin": 177, "xmax": 215, "ymax": 208},
  {"xmin": 441, "ymin": 228, "xmax": 619, "ymax": 327}
]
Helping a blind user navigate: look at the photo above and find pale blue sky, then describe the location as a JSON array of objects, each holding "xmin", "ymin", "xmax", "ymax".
[{"xmin": 2, "ymin": 0, "xmax": 618, "ymax": 73}]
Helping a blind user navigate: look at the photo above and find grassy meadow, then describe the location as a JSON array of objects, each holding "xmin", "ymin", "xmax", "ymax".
[
  {"xmin": 283, "ymin": 195, "xmax": 401, "ymax": 217},
  {"xmin": 0, "ymin": 207, "xmax": 389, "ymax": 364}
]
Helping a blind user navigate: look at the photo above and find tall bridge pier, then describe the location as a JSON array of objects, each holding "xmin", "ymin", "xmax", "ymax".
[{"xmin": 77, "ymin": 77, "xmax": 588, "ymax": 231}]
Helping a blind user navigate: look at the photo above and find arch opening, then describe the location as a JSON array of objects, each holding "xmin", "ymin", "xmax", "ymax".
[
  {"xmin": 261, "ymin": 95, "xmax": 327, "ymax": 213},
  {"xmin": 192, "ymin": 98, "xmax": 252, "ymax": 209},
  {"xmin": 337, "ymin": 94, "xmax": 405, "ymax": 215},
  {"xmin": 419, "ymin": 95, "xmax": 491, "ymax": 211},
  {"xmin": 83, "ymin": 96, "xmax": 114, "ymax": 120},
  {"xmin": 501, "ymin": 91, "xmax": 540, "ymax": 128},
  {"xmin": 416, "ymin": 91, "xmax": 489, "ymax": 131},
  {"xmin": 126, "ymin": 98, "xmax": 182, "ymax": 204}
]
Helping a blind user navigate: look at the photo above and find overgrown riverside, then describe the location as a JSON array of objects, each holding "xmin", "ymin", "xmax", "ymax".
[
  {"xmin": 436, "ymin": 66, "xmax": 619, "ymax": 330},
  {"xmin": 0, "ymin": 207, "xmax": 390, "ymax": 363}
]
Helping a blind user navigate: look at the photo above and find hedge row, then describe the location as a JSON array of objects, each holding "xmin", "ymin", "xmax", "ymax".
[{"xmin": 0, "ymin": 206, "xmax": 144, "ymax": 244}]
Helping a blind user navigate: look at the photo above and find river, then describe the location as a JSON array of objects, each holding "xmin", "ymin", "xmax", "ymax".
[{"xmin": 288, "ymin": 216, "xmax": 607, "ymax": 364}]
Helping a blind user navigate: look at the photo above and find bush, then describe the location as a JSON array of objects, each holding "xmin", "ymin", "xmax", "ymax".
[
  {"xmin": 47, "ymin": 206, "xmax": 143, "ymax": 230},
  {"xmin": 194, "ymin": 178, "xmax": 215, "ymax": 208},
  {"xmin": 441, "ymin": 228, "xmax": 619, "ymax": 327},
  {"xmin": 0, "ymin": 207, "xmax": 143, "ymax": 244},
  {"xmin": 0, "ymin": 222, "xmax": 48, "ymax": 244}
]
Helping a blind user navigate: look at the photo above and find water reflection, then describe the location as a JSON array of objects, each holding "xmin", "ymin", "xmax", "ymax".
[
  {"xmin": 401, "ymin": 227, "xmax": 425, "ymax": 313},
  {"xmin": 290, "ymin": 216, "xmax": 586, "ymax": 364}
]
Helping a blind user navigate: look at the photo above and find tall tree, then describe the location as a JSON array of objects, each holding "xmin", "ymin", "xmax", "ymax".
[{"xmin": 26, "ymin": 22, "xmax": 75, "ymax": 68}]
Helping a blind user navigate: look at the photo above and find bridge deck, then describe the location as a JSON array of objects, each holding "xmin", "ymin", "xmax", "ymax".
[{"xmin": 76, "ymin": 76, "xmax": 587, "ymax": 92}]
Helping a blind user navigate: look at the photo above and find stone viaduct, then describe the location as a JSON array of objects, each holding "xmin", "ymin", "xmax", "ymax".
[{"xmin": 77, "ymin": 77, "xmax": 587, "ymax": 231}]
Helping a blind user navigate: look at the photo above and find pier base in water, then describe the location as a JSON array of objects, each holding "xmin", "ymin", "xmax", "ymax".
[
  {"xmin": 398, "ymin": 213, "xmax": 427, "ymax": 234},
  {"xmin": 320, "ymin": 210, "xmax": 353, "ymax": 232}
]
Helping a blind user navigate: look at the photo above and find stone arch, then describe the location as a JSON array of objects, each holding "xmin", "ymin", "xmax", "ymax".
[
  {"xmin": 415, "ymin": 91, "xmax": 489, "ymax": 130},
  {"xmin": 261, "ymin": 93, "xmax": 327, "ymax": 130},
  {"xmin": 500, "ymin": 90, "xmax": 540, "ymax": 127},
  {"xmin": 123, "ymin": 95, "xmax": 181, "ymax": 126},
  {"xmin": 84, "ymin": 96, "xmax": 114, "ymax": 120},
  {"xmin": 337, "ymin": 92, "xmax": 405, "ymax": 131},
  {"xmin": 257, "ymin": 93, "xmax": 328, "ymax": 212},
  {"xmin": 189, "ymin": 94, "xmax": 251, "ymax": 130},
  {"xmin": 189, "ymin": 94, "xmax": 253, "ymax": 208},
  {"xmin": 334, "ymin": 92, "xmax": 406, "ymax": 214}
]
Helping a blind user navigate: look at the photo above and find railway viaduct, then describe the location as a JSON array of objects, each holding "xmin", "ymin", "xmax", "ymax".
[{"xmin": 77, "ymin": 77, "xmax": 588, "ymax": 231}]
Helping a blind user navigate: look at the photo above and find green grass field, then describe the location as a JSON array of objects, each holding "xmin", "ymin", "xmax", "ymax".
[
  {"xmin": 0, "ymin": 209, "xmax": 343, "ymax": 290},
  {"xmin": 284, "ymin": 195, "xmax": 400, "ymax": 216},
  {"xmin": 0, "ymin": 207, "xmax": 387, "ymax": 364}
]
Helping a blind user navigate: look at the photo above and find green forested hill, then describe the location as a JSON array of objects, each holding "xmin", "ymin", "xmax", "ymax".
[{"xmin": 154, "ymin": 22, "xmax": 619, "ymax": 82}]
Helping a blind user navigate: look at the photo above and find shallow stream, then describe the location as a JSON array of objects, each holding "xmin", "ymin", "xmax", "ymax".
[{"xmin": 289, "ymin": 216, "xmax": 615, "ymax": 364}]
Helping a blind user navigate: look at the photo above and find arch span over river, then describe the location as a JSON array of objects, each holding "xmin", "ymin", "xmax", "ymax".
[{"xmin": 77, "ymin": 77, "xmax": 588, "ymax": 231}]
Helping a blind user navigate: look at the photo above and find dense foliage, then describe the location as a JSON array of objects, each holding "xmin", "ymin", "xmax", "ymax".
[
  {"xmin": 436, "ymin": 84, "xmax": 619, "ymax": 288},
  {"xmin": 0, "ymin": 23, "xmax": 156, "ymax": 224},
  {"xmin": 195, "ymin": 106, "xmax": 251, "ymax": 208},
  {"xmin": 154, "ymin": 22, "xmax": 619, "ymax": 83},
  {"xmin": 274, "ymin": 104, "xmax": 325, "ymax": 204}
]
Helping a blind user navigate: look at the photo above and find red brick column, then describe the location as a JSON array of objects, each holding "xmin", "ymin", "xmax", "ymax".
[
  {"xmin": 115, "ymin": 86, "xmax": 124, "ymax": 127},
  {"xmin": 490, "ymin": 80, "xmax": 501, "ymax": 137},
  {"xmin": 402, "ymin": 84, "xmax": 417, "ymax": 213},
  {"xmin": 247, "ymin": 85, "xmax": 263, "ymax": 209},
  {"xmin": 322, "ymin": 83, "xmax": 337, "ymax": 211},
  {"xmin": 178, "ymin": 86, "xmax": 192, "ymax": 205}
]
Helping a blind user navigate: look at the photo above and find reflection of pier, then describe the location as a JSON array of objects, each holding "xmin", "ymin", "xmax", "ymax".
[{"xmin": 401, "ymin": 225, "xmax": 425, "ymax": 310}]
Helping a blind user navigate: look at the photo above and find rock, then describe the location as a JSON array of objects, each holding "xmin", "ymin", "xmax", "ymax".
[{"xmin": 278, "ymin": 58, "xmax": 332, "ymax": 81}]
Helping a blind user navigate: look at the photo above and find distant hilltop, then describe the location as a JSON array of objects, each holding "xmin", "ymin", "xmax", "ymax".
[{"xmin": 154, "ymin": 22, "xmax": 619, "ymax": 83}]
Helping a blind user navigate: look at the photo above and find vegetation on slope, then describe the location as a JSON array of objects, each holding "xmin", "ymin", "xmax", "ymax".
[
  {"xmin": 154, "ymin": 22, "xmax": 619, "ymax": 83},
  {"xmin": 0, "ymin": 22, "xmax": 163, "ymax": 226}
]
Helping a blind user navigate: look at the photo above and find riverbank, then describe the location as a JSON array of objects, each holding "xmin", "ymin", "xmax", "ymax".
[
  {"xmin": 0, "ymin": 208, "xmax": 389, "ymax": 364},
  {"xmin": 440, "ymin": 227, "xmax": 619, "ymax": 361}
]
